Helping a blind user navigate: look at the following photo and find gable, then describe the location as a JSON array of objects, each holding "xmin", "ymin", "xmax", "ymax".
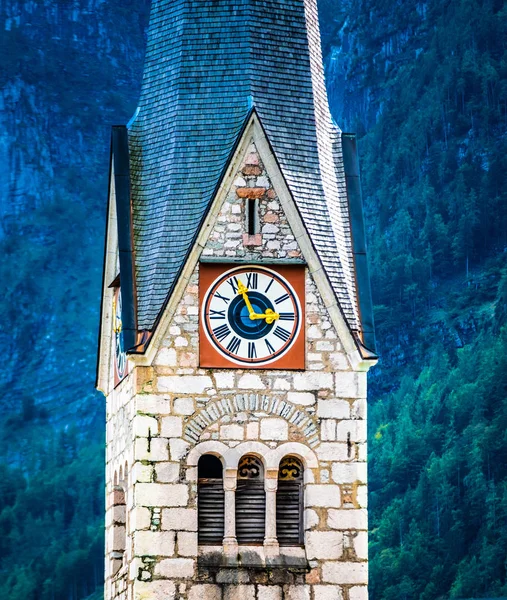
[{"xmin": 131, "ymin": 115, "xmax": 373, "ymax": 370}]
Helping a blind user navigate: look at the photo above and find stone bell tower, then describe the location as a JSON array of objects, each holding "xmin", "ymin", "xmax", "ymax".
[{"xmin": 97, "ymin": 0, "xmax": 377, "ymax": 599}]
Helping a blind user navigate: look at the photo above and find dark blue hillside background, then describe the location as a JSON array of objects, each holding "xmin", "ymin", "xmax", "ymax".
[{"xmin": 0, "ymin": 0, "xmax": 506, "ymax": 598}]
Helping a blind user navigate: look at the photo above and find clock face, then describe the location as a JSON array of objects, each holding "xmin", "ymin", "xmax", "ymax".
[
  {"xmin": 201, "ymin": 265, "xmax": 303, "ymax": 367},
  {"xmin": 113, "ymin": 288, "xmax": 127, "ymax": 382}
]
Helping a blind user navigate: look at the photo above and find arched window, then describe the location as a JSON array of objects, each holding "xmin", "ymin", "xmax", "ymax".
[
  {"xmin": 236, "ymin": 455, "xmax": 265, "ymax": 545},
  {"xmin": 198, "ymin": 454, "xmax": 224, "ymax": 545},
  {"xmin": 276, "ymin": 456, "xmax": 304, "ymax": 546}
]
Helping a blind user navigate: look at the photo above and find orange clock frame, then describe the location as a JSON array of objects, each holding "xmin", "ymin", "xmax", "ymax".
[{"xmin": 199, "ymin": 262, "xmax": 306, "ymax": 370}]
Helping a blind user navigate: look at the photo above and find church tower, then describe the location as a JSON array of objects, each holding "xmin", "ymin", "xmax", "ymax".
[{"xmin": 97, "ymin": 1, "xmax": 377, "ymax": 599}]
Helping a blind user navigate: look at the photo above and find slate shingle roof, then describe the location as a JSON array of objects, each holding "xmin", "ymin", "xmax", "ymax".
[{"xmin": 128, "ymin": 0, "xmax": 361, "ymax": 334}]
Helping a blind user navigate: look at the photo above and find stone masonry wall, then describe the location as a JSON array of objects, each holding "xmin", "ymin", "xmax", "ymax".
[{"xmin": 105, "ymin": 141, "xmax": 369, "ymax": 600}]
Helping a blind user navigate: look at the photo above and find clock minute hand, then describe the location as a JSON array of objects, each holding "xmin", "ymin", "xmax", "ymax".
[{"xmin": 237, "ymin": 280, "xmax": 255, "ymax": 317}]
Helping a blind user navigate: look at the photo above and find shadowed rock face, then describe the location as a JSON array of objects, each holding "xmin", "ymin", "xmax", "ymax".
[{"xmin": 0, "ymin": 0, "xmax": 150, "ymax": 416}]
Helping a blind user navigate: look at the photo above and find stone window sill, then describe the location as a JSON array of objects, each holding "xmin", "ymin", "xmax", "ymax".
[{"xmin": 197, "ymin": 545, "xmax": 308, "ymax": 569}]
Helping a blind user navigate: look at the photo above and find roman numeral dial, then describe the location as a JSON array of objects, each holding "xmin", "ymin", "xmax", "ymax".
[{"xmin": 202, "ymin": 266, "xmax": 302, "ymax": 366}]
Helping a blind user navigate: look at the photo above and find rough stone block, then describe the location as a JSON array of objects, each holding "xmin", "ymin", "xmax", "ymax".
[
  {"xmin": 285, "ymin": 585, "xmax": 310, "ymax": 600},
  {"xmin": 273, "ymin": 378, "xmax": 291, "ymax": 390},
  {"xmin": 134, "ymin": 415, "xmax": 159, "ymax": 437},
  {"xmin": 133, "ymin": 462, "xmax": 153, "ymax": 483},
  {"xmin": 335, "ymin": 420, "xmax": 366, "ymax": 443},
  {"xmin": 135, "ymin": 438, "xmax": 169, "ymax": 462},
  {"xmin": 177, "ymin": 531, "xmax": 198, "ymax": 556},
  {"xmin": 304, "ymin": 508, "xmax": 319, "ymax": 529},
  {"xmin": 188, "ymin": 584, "xmax": 222, "ymax": 600},
  {"xmin": 306, "ymin": 485, "xmax": 341, "ymax": 508},
  {"xmin": 161, "ymin": 417, "xmax": 183, "ymax": 438},
  {"xmin": 130, "ymin": 507, "xmax": 151, "ymax": 530},
  {"xmin": 135, "ymin": 483, "xmax": 188, "ymax": 507},
  {"xmin": 287, "ymin": 392, "xmax": 315, "ymax": 406},
  {"xmin": 315, "ymin": 443, "xmax": 348, "ymax": 462},
  {"xmin": 356, "ymin": 485, "xmax": 368, "ymax": 508},
  {"xmin": 313, "ymin": 585, "xmax": 344, "ymax": 600},
  {"xmin": 136, "ymin": 395, "xmax": 172, "ymax": 414},
  {"xmin": 174, "ymin": 397, "xmax": 195, "ymax": 415},
  {"xmin": 214, "ymin": 372, "xmax": 235, "ymax": 389},
  {"xmin": 335, "ymin": 373, "xmax": 357, "ymax": 398},
  {"xmin": 162, "ymin": 508, "xmax": 197, "ymax": 531},
  {"xmin": 357, "ymin": 372, "xmax": 367, "ymax": 398},
  {"xmin": 317, "ymin": 400, "xmax": 350, "ymax": 419},
  {"xmin": 257, "ymin": 585, "xmax": 282, "ymax": 600},
  {"xmin": 169, "ymin": 438, "xmax": 190, "ymax": 460},
  {"xmin": 216, "ymin": 570, "xmax": 250, "ymax": 584},
  {"xmin": 155, "ymin": 558, "xmax": 195, "ymax": 578},
  {"xmin": 348, "ymin": 586, "xmax": 368, "ymax": 600},
  {"xmin": 306, "ymin": 531, "xmax": 343, "ymax": 560},
  {"xmin": 154, "ymin": 347, "xmax": 177, "ymax": 367},
  {"xmin": 353, "ymin": 531, "xmax": 368, "ymax": 559},
  {"xmin": 134, "ymin": 531, "xmax": 175, "ymax": 557},
  {"xmin": 331, "ymin": 463, "xmax": 367, "ymax": 485},
  {"xmin": 238, "ymin": 374, "xmax": 265, "ymax": 389},
  {"xmin": 321, "ymin": 420, "xmax": 336, "ymax": 441},
  {"xmin": 321, "ymin": 562, "xmax": 368, "ymax": 584},
  {"xmin": 158, "ymin": 376, "xmax": 212, "ymax": 394},
  {"xmin": 224, "ymin": 585, "xmax": 256, "ymax": 600},
  {"xmin": 327, "ymin": 509, "xmax": 368, "ymax": 531},
  {"xmin": 134, "ymin": 580, "xmax": 176, "ymax": 600},
  {"xmin": 220, "ymin": 424, "xmax": 245, "ymax": 440},
  {"xmin": 260, "ymin": 418, "xmax": 288, "ymax": 440},
  {"xmin": 108, "ymin": 524, "xmax": 126, "ymax": 551},
  {"xmin": 246, "ymin": 422, "xmax": 259, "ymax": 439},
  {"xmin": 155, "ymin": 462, "xmax": 180, "ymax": 483},
  {"xmin": 294, "ymin": 372, "xmax": 333, "ymax": 391},
  {"xmin": 351, "ymin": 398, "xmax": 366, "ymax": 420}
]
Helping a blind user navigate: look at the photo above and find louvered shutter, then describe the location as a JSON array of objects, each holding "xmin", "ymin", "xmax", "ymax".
[
  {"xmin": 235, "ymin": 455, "xmax": 265, "ymax": 545},
  {"xmin": 198, "ymin": 479, "xmax": 225, "ymax": 545},
  {"xmin": 235, "ymin": 480, "xmax": 266, "ymax": 544},
  {"xmin": 276, "ymin": 456, "xmax": 304, "ymax": 546}
]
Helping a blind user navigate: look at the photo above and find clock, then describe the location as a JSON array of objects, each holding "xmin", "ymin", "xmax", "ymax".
[
  {"xmin": 113, "ymin": 287, "xmax": 127, "ymax": 383},
  {"xmin": 199, "ymin": 264, "xmax": 305, "ymax": 369}
]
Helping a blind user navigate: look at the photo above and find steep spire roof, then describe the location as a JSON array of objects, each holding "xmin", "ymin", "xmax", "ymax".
[{"xmin": 127, "ymin": 0, "xmax": 367, "ymax": 342}]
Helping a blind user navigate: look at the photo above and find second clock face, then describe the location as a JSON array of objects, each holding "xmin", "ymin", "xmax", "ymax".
[{"xmin": 202, "ymin": 265, "xmax": 302, "ymax": 366}]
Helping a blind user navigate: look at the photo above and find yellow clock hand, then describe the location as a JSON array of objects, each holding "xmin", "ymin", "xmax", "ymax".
[
  {"xmin": 237, "ymin": 280, "xmax": 280, "ymax": 323},
  {"xmin": 248, "ymin": 309, "xmax": 280, "ymax": 323},
  {"xmin": 237, "ymin": 280, "xmax": 255, "ymax": 317}
]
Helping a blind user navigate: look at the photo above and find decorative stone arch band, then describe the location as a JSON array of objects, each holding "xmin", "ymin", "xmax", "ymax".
[{"xmin": 183, "ymin": 394, "xmax": 319, "ymax": 447}]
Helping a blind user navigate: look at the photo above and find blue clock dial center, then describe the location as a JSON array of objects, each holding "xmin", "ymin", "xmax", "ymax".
[{"xmin": 228, "ymin": 292, "xmax": 275, "ymax": 340}]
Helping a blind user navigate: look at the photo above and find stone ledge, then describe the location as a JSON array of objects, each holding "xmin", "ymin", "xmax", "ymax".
[{"xmin": 197, "ymin": 546, "xmax": 308, "ymax": 571}]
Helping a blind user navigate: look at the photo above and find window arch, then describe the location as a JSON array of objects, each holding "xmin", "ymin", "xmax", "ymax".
[
  {"xmin": 198, "ymin": 454, "xmax": 225, "ymax": 545},
  {"xmin": 276, "ymin": 456, "xmax": 304, "ymax": 546},
  {"xmin": 236, "ymin": 455, "xmax": 266, "ymax": 545}
]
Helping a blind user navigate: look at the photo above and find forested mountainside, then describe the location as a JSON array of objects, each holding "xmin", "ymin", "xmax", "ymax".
[
  {"xmin": 0, "ymin": 0, "xmax": 506, "ymax": 598},
  {"xmin": 320, "ymin": 0, "xmax": 507, "ymax": 597}
]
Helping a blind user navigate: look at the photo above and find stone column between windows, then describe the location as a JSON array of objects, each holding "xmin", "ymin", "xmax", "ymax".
[
  {"xmin": 264, "ymin": 468, "xmax": 279, "ymax": 553},
  {"xmin": 223, "ymin": 469, "xmax": 238, "ymax": 553}
]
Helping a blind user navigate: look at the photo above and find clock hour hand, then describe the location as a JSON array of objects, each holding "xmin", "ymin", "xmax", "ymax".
[
  {"xmin": 237, "ymin": 280, "xmax": 279, "ymax": 323},
  {"xmin": 248, "ymin": 309, "xmax": 280, "ymax": 324}
]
